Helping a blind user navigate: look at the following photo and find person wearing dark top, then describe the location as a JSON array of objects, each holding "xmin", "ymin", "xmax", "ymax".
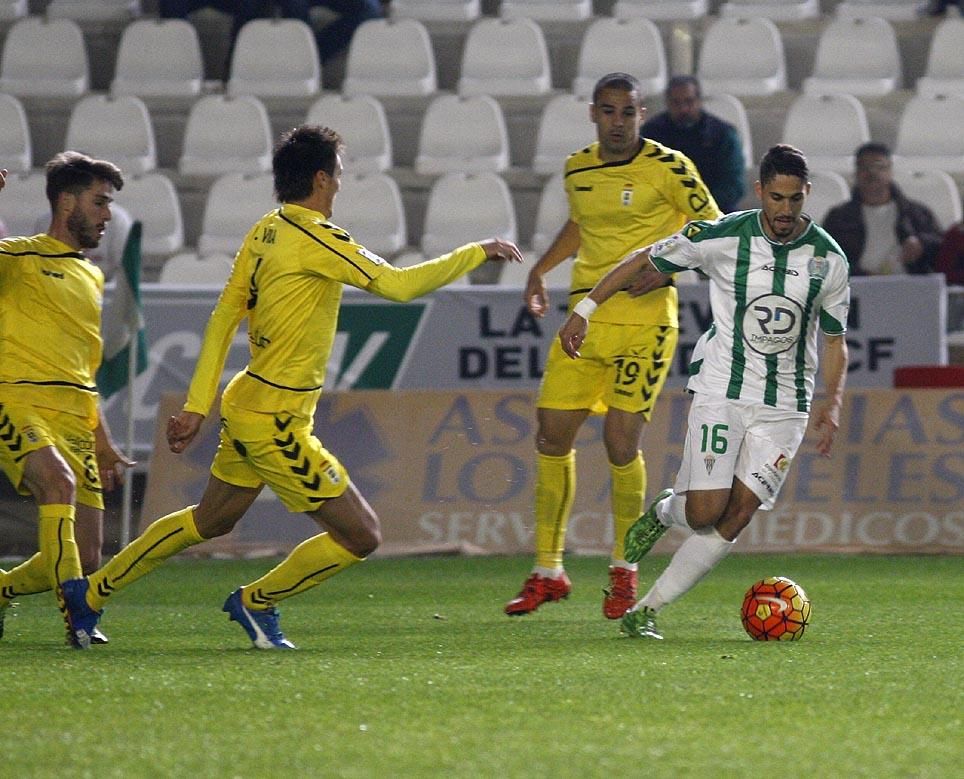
[
  {"xmin": 822, "ymin": 142, "xmax": 943, "ymax": 276},
  {"xmin": 640, "ymin": 75, "xmax": 745, "ymax": 213}
]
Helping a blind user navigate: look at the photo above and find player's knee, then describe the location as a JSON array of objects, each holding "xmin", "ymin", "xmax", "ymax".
[{"xmin": 26, "ymin": 461, "xmax": 76, "ymax": 505}]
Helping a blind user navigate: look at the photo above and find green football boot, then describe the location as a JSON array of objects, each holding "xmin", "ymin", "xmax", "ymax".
[
  {"xmin": 620, "ymin": 607, "xmax": 663, "ymax": 640},
  {"xmin": 624, "ymin": 489, "xmax": 673, "ymax": 563}
]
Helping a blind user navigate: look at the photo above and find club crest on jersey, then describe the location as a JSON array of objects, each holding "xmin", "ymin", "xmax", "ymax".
[
  {"xmin": 774, "ymin": 453, "xmax": 790, "ymax": 472},
  {"xmin": 704, "ymin": 455, "xmax": 715, "ymax": 475},
  {"xmin": 621, "ymin": 184, "xmax": 633, "ymax": 206},
  {"xmin": 808, "ymin": 256, "xmax": 828, "ymax": 279}
]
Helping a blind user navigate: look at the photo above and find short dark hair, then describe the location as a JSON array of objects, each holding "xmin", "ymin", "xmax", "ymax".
[
  {"xmin": 273, "ymin": 124, "xmax": 344, "ymax": 202},
  {"xmin": 591, "ymin": 72, "xmax": 642, "ymax": 104},
  {"xmin": 45, "ymin": 151, "xmax": 123, "ymax": 210},
  {"xmin": 759, "ymin": 144, "xmax": 809, "ymax": 186},
  {"xmin": 665, "ymin": 75, "xmax": 701, "ymax": 97},
  {"xmin": 855, "ymin": 141, "xmax": 891, "ymax": 160}
]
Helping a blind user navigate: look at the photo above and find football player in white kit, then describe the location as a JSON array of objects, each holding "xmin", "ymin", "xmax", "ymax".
[{"xmin": 558, "ymin": 144, "xmax": 850, "ymax": 639}]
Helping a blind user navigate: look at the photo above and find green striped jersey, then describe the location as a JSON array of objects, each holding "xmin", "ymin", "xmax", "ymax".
[{"xmin": 650, "ymin": 210, "xmax": 850, "ymax": 412}]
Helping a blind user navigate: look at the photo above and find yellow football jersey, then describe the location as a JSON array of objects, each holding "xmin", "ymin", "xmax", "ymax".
[
  {"xmin": 0, "ymin": 233, "xmax": 103, "ymax": 423},
  {"xmin": 185, "ymin": 203, "xmax": 484, "ymax": 420},
  {"xmin": 565, "ymin": 139, "xmax": 721, "ymax": 326}
]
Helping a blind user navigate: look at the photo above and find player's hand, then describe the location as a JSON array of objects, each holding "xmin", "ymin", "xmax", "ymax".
[
  {"xmin": 96, "ymin": 444, "xmax": 135, "ymax": 493},
  {"xmin": 558, "ymin": 312, "xmax": 588, "ymax": 359},
  {"xmin": 524, "ymin": 270, "xmax": 548, "ymax": 318},
  {"xmin": 479, "ymin": 238, "xmax": 524, "ymax": 264},
  {"xmin": 812, "ymin": 400, "xmax": 840, "ymax": 458},
  {"xmin": 167, "ymin": 411, "xmax": 205, "ymax": 454},
  {"xmin": 625, "ymin": 265, "xmax": 671, "ymax": 297}
]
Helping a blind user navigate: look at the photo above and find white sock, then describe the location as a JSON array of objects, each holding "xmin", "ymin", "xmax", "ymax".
[
  {"xmin": 610, "ymin": 559, "xmax": 638, "ymax": 572},
  {"xmin": 637, "ymin": 527, "xmax": 734, "ymax": 612},
  {"xmin": 656, "ymin": 491, "xmax": 689, "ymax": 531},
  {"xmin": 533, "ymin": 566, "xmax": 565, "ymax": 579}
]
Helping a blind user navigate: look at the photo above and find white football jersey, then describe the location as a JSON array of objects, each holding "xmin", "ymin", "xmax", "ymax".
[{"xmin": 650, "ymin": 210, "xmax": 850, "ymax": 412}]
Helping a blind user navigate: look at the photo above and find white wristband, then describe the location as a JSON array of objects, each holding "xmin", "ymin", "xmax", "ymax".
[{"xmin": 573, "ymin": 297, "xmax": 597, "ymax": 320}]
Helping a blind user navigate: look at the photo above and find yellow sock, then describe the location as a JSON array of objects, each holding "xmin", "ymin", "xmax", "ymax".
[
  {"xmin": 38, "ymin": 504, "xmax": 82, "ymax": 587},
  {"xmin": 87, "ymin": 507, "xmax": 203, "ymax": 611},
  {"xmin": 0, "ymin": 552, "xmax": 50, "ymax": 605},
  {"xmin": 533, "ymin": 450, "xmax": 576, "ymax": 570},
  {"xmin": 610, "ymin": 454, "xmax": 645, "ymax": 563},
  {"xmin": 242, "ymin": 532, "xmax": 362, "ymax": 609}
]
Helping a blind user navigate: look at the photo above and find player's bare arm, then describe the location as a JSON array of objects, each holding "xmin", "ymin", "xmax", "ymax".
[
  {"xmin": 167, "ymin": 411, "xmax": 205, "ymax": 454},
  {"xmin": 94, "ymin": 406, "xmax": 135, "ymax": 492},
  {"xmin": 557, "ymin": 247, "xmax": 659, "ymax": 358},
  {"xmin": 525, "ymin": 219, "xmax": 579, "ymax": 318},
  {"xmin": 812, "ymin": 334, "xmax": 848, "ymax": 458}
]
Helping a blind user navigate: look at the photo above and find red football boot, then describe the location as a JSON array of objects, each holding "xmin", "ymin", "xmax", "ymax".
[
  {"xmin": 602, "ymin": 566, "xmax": 637, "ymax": 620},
  {"xmin": 504, "ymin": 572, "xmax": 572, "ymax": 616}
]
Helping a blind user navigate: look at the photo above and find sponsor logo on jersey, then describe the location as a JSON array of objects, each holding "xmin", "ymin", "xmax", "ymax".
[
  {"xmin": 750, "ymin": 470, "xmax": 775, "ymax": 497},
  {"xmin": 357, "ymin": 246, "xmax": 386, "ymax": 265},
  {"xmin": 762, "ymin": 264, "xmax": 799, "ymax": 276},
  {"xmin": 744, "ymin": 293, "xmax": 803, "ymax": 355},
  {"xmin": 650, "ymin": 234, "xmax": 681, "ymax": 258},
  {"xmin": 682, "ymin": 222, "xmax": 704, "ymax": 240}
]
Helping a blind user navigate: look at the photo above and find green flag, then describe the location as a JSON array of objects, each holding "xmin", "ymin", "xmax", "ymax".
[{"xmin": 97, "ymin": 220, "xmax": 148, "ymax": 399}]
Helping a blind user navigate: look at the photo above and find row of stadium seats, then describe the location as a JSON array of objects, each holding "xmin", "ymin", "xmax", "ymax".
[
  {"xmin": 1, "ymin": 15, "xmax": 960, "ymax": 102},
  {"xmin": 6, "ymin": 165, "xmax": 959, "ymax": 285},
  {"xmin": 2, "ymin": 88, "xmax": 961, "ymax": 185},
  {"xmin": 1, "ymin": 0, "xmax": 943, "ymax": 25}
]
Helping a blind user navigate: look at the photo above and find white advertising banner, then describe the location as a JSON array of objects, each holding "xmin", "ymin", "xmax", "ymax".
[{"xmin": 105, "ymin": 275, "xmax": 947, "ymax": 457}]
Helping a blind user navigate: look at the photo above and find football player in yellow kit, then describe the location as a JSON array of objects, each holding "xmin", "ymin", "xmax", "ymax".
[
  {"xmin": 0, "ymin": 154, "xmax": 133, "ymax": 648},
  {"xmin": 504, "ymin": 73, "xmax": 721, "ymax": 620},
  {"xmin": 82, "ymin": 125, "xmax": 523, "ymax": 648}
]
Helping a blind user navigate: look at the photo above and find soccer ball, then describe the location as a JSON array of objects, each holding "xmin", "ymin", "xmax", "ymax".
[{"xmin": 741, "ymin": 576, "xmax": 811, "ymax": 641}]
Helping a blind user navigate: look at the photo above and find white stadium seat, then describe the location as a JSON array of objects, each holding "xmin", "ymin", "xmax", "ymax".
[
  {"xmin": 458, "ymin": 17, "xmax": 552, "ymax": 97},
  {"xmin": 197, "ymin": 172, "xmax": 275, "ymax": 256},
  {"xmin": 917, "ymin": 18, "xmax": 964, "ymax": 99},
  {"xmin": 415, "ymin": 94, "xmax": 510, "ymax": 176},
  {"xmin": 158, "ymin": 252, "xmax": 235, "ymax": 285},
  {"xmin": 0, "ymin": 171, "xmax": 49, "ymax": 238},
  {"xmin": 807, "ymin": 169, "xmax": 851, "ymax": 225},
  {"xmin": 115, "ymin": 172, "xmax": 185, "ymax": 256},
  {"xmin": 306, "ymin": 94, "xmax": 392, "ymax": 174},
  {"xmin": 702, "ymin": 93, "xmax": 754, "ymax": 170},
  {"xmin": 0, "ymin": 93, "xmax": 32, "ymax": 174},
  {"xmin": 334, "ymin": 172, "xmax": 407, "ymax": 259},
  {"xmin": 781, "ymin": 93, "xmax": 870, "ymax": 174},
  {"xmin": 421, "ymin": 172, "xmax": 517, "ymax": 260},
  {"xmin": 697, "ymin": 17, "xmax": 787, "ymax": 96},
  {"xmin": 342, "ymin": 18, "xmax": 437, "ymax": 97},
  {"xmin": 572, "ymin": 17, "xmax": 667, "ymax": 100},
  {"xmin": 178, "ymin": 95, "xmax": 273, "ymax": 177},
  {"xmin": 111, "ymin": 19, "xmax": 203, "ymax": 98},
  {"xmin": 65, "ymin": 95, "xmax": 157, "ymax": 176},
  {"xmin": 613, "ymin": 0, "xmax": 709, "ymax": 20},
  {"xmin": 803, "ymin": 17, "xmax": 902, "ymax": 97},
  {"xmin": 893, "ymin": 95, "xmax": 964, "ymax": 173},
  {"xmin": 532, "ymin": 94, "xmax": 592, "ymax": 176},
  {"xmin": 893, "ymin": 169, "xmax": 963, "ymax": 231},
  {"xmin": 0, "ymin": 17, "xmax": 88, "ymax": 97},
  {"xmin": 228, "ymin": 19, "xmax": 321, "ymax": 98}
]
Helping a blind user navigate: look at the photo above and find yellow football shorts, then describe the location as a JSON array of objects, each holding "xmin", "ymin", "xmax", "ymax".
[
  {"xmin": 0, "ymin": 401, "xmax": 104, "ymax": 509},
  {"xmin": 211, "ymin": 402, "xmax": 350, "ymax": 513},
  {"xmin": 538, "ymin": 321, "xmax": 679, "ymax": 419}
]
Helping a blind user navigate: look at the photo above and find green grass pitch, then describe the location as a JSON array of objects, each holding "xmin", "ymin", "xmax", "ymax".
[{"xmin": 1, "ymin": 553, "xmax": 960, "ymax": 777}]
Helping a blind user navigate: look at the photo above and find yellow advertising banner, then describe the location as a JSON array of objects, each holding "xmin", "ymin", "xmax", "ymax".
[{"xmin": 142, "ymin": 389, "xmax": 964, "ymax": 556}]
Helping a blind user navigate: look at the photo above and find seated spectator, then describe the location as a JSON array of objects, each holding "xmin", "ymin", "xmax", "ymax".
[
  {"xmin": 822, "ymin": 142, "xmax": 943, "ymax": 275},
  {"xmin": 160, "ymin": 1, "xmax": 270, "ymax": 72},
  {"xmin": 275, "ymin": 1, "xmax": 385, "ymax": 63},
  {"xmin": 935, "ymin": 221, "xmax": 964, "ymax": 286},
  {"xmin": 640, "ymin": 75, "xmax": 745, "ymax": 213}
]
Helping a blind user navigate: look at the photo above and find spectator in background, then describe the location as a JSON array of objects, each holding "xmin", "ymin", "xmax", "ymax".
[
  {"xmin": 275, "ymin": 0, "xmax": 385, "ymax": 62},
  {"xmin": 34, "ymin": 203, "xmax": 133, "ymax": 283},
  {"xmin": 822, "ymin": 142, "xmax": 943, "ymax": 276},
  {"xmin": 159, "ymin": 0, "xmax": 269, "ymax": 71},
  {"xmin": 640, "ymin": 75, "xmax": 745, "ymax": 213},
  {"xmin": 935, "ymin": 221, "xmax": 964, "ymax": 286}
]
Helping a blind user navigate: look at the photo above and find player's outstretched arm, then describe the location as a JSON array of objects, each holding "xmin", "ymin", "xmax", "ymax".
[
  {"xmin": 167, "ymin": 411, "xmax": 205, "ymax": 454},
  {"xmin": 368, "ymin": 238, "xmax": 523, "ymax": 302},
  {"xmin": 558, "ymin": 247, "xmax": 657, "ymax": 358},
  {"xmin": 813, "ymin": 334, "xmax": 848, "ymax": 457}
]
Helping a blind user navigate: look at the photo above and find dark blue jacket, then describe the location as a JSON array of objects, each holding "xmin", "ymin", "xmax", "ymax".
[{"xmin": 641, "ymin": 111, "xmax": 745, "ymax": 213}]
